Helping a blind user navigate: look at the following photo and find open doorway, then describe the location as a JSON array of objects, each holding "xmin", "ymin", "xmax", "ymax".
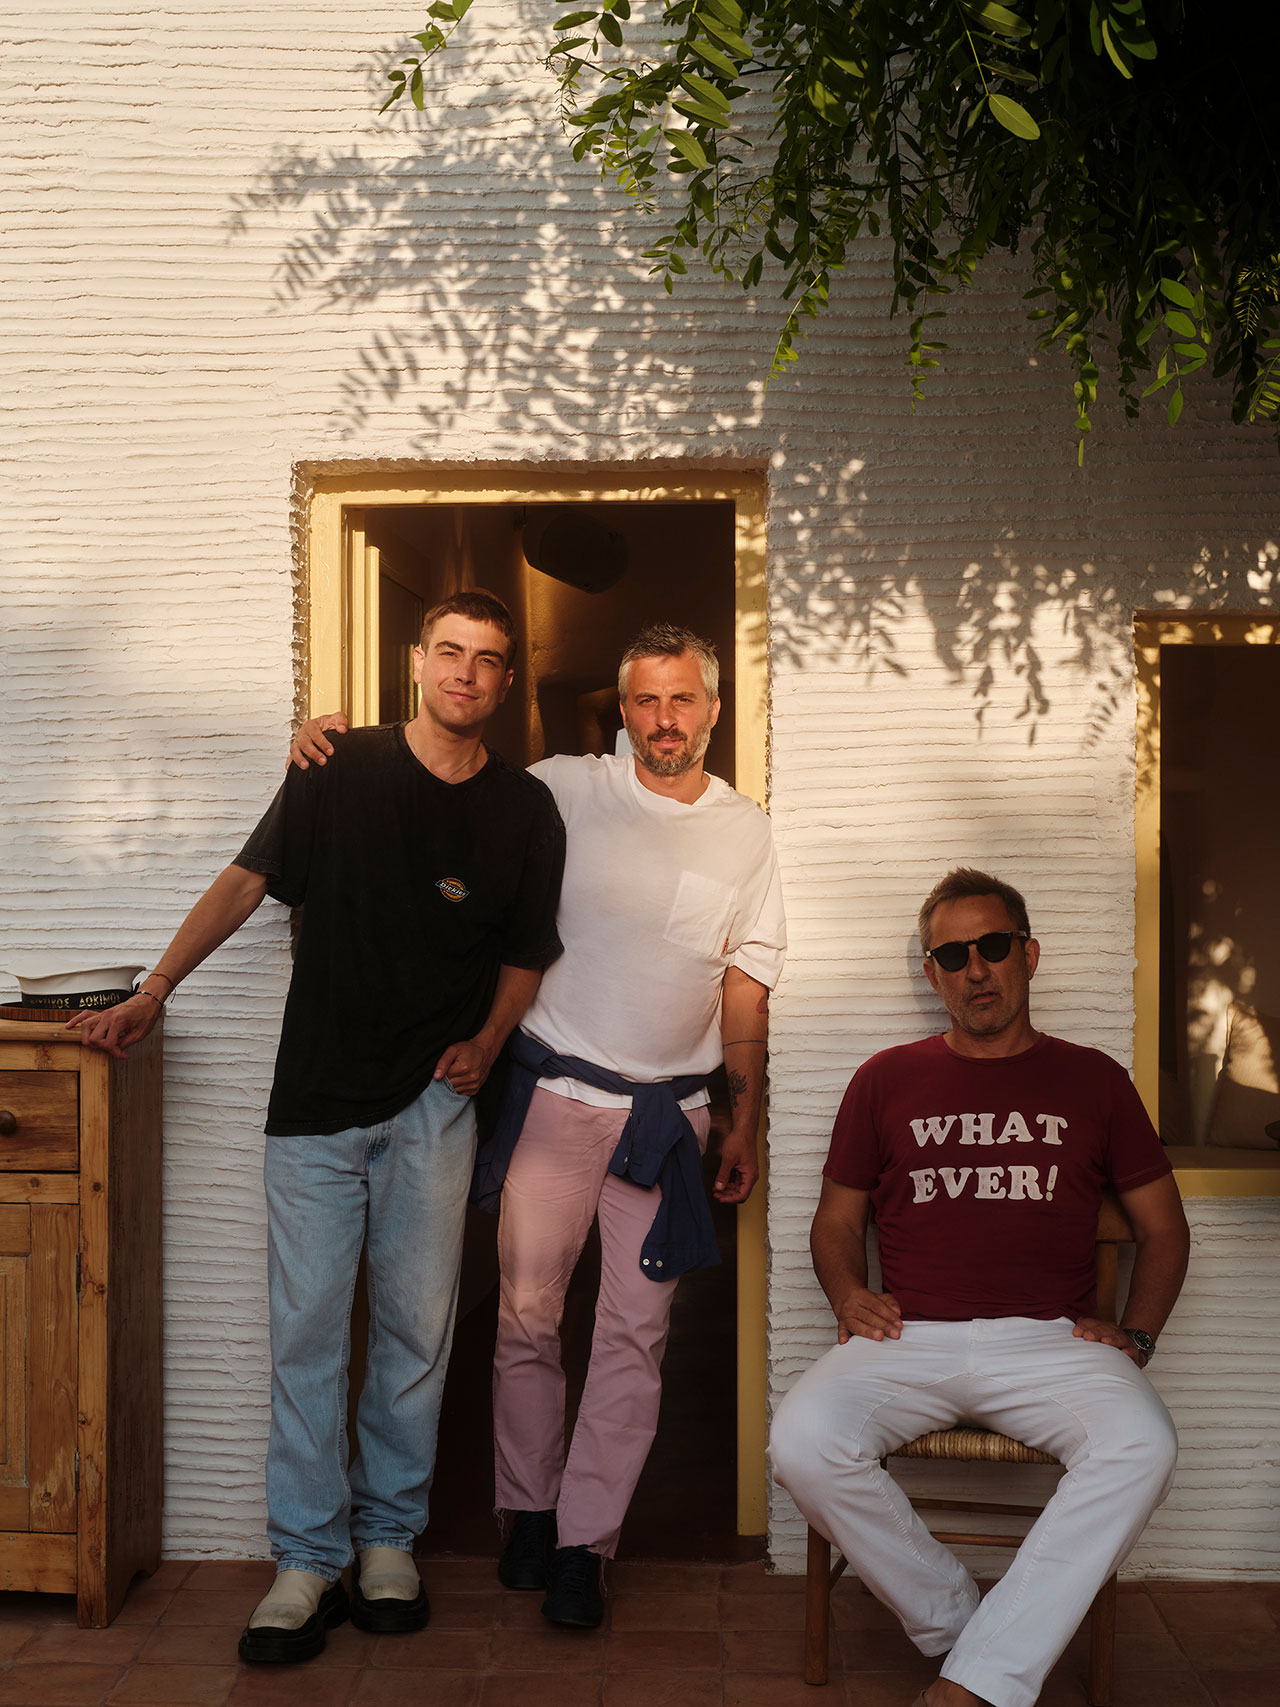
[
  {"xmin": 352, "ymin": 498, "xmax": 737, "ymax": 781},
  {"xmin": 307, "ymin": 471, "xmax": 769, "ymax": 1558}
]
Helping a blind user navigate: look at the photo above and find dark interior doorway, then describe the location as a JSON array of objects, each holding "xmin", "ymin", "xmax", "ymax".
[
  {"xmin": 346, "ymin": 497, "xmax": 744, "ymax": 1559},
  {"xmin": 1157, "ymin": 643, "xmax": 1280, "ymax": 1145}
]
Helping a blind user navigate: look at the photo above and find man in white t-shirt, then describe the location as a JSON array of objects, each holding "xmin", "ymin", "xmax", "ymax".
[
  {"xmin": 293, "ymin": 622, "xmax": 786, "ymax": 1628},
  {"xmin": 487, "ymin": 624, "xmax": 785, "ymax": 1625}
]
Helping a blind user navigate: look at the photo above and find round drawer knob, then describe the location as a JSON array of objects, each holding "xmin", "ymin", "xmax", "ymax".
[{"xmin": 0, "ymin": 1110, "xmax": 16, "ymax": 1137}]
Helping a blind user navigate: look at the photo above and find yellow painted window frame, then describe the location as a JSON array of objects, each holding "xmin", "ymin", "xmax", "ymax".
[
  {"xmin": 305, "ymin": 465, "xmax": 773, "ymax": 1533},
  {"xmin": 1134, "ymin": 611, "xmax": 1280, "ymax": 1196}
]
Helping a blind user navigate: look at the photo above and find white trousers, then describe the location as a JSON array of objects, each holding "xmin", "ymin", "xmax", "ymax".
[{"xmin": 769, "ymin": 1316, "xmax": 1177, "ymax": 1707}]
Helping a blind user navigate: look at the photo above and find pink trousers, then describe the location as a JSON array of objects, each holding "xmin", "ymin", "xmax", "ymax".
[{"xmin": 492, "ymin": 1087, "xmax": 711, "ymax": 1558}]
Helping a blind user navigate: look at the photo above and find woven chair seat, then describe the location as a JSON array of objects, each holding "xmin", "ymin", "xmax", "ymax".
[{"xmin": 893, "ymin": 1427, "xmax": 1058, "ymax": 1465}]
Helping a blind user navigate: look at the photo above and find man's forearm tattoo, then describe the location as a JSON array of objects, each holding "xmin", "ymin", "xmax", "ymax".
[{"xmin": 727, "ymin": 1067, "xmax": 748, "ymax": 1115}]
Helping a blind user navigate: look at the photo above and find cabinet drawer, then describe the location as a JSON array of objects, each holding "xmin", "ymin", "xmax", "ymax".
[{"xmin": 0, "ymin": 1074, "xmax": 79, "ymax": 1171}]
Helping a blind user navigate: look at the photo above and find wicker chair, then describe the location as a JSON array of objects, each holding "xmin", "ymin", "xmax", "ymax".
[{"xmin": 802, "ymin": 1194, "xmax": 1135, "ymax": 1703}]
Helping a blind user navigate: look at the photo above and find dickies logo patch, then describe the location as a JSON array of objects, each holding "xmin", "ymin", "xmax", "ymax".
[{"xmin": 436, "ymin": 877, "xmax": 469, "ymax": 903}]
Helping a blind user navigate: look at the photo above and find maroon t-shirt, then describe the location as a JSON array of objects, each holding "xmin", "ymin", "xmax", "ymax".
[{"xmin": 824, "ymin": 1034, "xmax": 1172, "ymax": 1322}]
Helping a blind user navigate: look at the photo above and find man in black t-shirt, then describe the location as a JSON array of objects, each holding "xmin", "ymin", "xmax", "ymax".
[{"xmin": 72, "ymin": 591, "xmax": 564, "ymax": 1667}]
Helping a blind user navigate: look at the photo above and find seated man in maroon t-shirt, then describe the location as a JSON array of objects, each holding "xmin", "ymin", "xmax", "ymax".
[{"xmin": 770, "ymin": 868, "xmax": 1189, "ymax": 1707}]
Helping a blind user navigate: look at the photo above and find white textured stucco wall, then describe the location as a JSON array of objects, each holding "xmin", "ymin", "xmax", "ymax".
[{"xmin": 2, "ymin": 5, "xmax": 1278, "ymax": 1568}]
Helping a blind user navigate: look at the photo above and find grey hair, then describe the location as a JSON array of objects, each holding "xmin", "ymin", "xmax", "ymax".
[
  {"xmin": 918, "ymin": 868, "xmax": 1031, "ymax": 950},
  {"xmin": 618, "ymin": 623, "xmax": 719, "ymax": 700}
]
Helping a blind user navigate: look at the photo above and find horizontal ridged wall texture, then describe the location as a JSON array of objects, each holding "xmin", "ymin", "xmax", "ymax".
[{"xmin": 2, "ymin": 5, "xmax": 1278, "ymax": 1568}]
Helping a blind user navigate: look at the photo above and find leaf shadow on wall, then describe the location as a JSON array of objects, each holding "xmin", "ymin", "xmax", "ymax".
[
  {"xmin": 225, "ymin": 34, "xmax": 1280, "ymax": 740},
  {"xmin": 224, "ymin": 29, "xmax": 781, "ymax": 455}
]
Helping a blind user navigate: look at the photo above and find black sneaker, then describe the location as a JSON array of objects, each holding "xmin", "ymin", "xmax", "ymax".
[
  {"xmin": 541, "ymin": 1544, "xmax": 604, "ymax": 1628},
  {"xmin": 498, "ymin": 1508, "xmax": 558, "ymax": 1590},
  {"xmin": 237, "ymin": 1579, "xmax": 349, "ymax": 1665}
]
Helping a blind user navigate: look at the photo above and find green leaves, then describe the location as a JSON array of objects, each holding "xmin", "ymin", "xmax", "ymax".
[
  {"xmin": 1089, "ymin": 1, "xmax": 1157, "ymax": 79},
  {"xmin": 1158, "ymin": 278, "xmax": 1195, "ymax": 311},
  {"xmin": 988, "ymin": 93, "xmax": 1040, "ymax": 138},
  {"xmin": 380, "ymin": 1, "xmax": 474, "ymax": 113},
  {"xmin": 372, "ymin": 0, "xmax": 1280, "ymax": 459},
  {"xmin": 665, "ymin": 128, "xmax": 708, "ymax": 170}
]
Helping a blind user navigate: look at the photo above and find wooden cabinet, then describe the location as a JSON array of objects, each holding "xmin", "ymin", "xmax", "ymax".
[{"xmin": 0, "ymin": 1019, "xmax": 162, "ymax": 1625}]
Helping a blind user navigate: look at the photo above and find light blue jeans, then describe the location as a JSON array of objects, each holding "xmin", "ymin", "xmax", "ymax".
[{"xmin": 262, "ymin": 1077, "xmax": 477, "ymax": 1577}]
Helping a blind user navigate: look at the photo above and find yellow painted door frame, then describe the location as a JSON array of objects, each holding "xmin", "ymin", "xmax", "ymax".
[
  {"xmin": 305, "ymin": 465, "xmax": 773, "ymax": 1534},
  {"xmin": 1133, "ymin": 611, "xmax": 1280, "ymax": 1122}
]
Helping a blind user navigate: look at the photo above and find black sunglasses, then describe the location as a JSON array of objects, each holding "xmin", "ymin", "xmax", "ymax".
[{"xmin": 925, "ymin": 931, "xmax": 1030, "ymax": 973}]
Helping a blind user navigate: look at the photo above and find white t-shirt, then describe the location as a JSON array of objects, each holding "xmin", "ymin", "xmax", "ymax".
[{"xmin": 521, "ymin": 753, "xmax": 787, "ymax": 1109}]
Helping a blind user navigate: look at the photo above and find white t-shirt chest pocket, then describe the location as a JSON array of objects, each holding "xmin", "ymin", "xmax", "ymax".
[{"xmin": 662, "ymin": 870, "xmax": 737, "ymax": 961}]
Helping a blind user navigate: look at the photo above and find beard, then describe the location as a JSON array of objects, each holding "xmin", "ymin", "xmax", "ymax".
[{"xmin": 624, "ymin": 708, "xmax": 715, "ymax": 778}]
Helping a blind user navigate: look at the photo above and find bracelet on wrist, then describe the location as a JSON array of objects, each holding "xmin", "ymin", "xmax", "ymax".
[{"xmin": 135, "ymin": 987, "xmax": 164, "ymax": 1008}]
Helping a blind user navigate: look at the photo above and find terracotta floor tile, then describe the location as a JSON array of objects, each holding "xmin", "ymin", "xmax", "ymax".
[
  {"xmin": 1085, "ymin": 1675, "xmax": 1214, "ymax": 1706},
  {"xmin": 608, "ymin": 1591, "xmax": 719, "ymax": 1632},
  {"xmin": 312, "ymin": 1622, "xmax": 380, "ymax": 1667},
  {"xmin": 111, "ymin": 1584, "xmax": 178, "ymax": 1627},
  {"xmin": 136, "ymin": 1626, "xmax": 240, "ymax": 1667},
  {"xmin": 144, "ymin": 1563, "xmax": 198, "ymax": 1593},
  {"xmin": 1178, "ymin": 1633, "xmax": 1280, "ymax": 1671},
  {"xmin": 157, "ymin": 1592, "xmax": 255, "ymax": 1629},
  {"xmin": 611, "ymin": 1562, "xmax": 722, "ymax": 1593},
  {"xmin": 834, "ymin": 1674, "xmax": 930, "ymax": 1707},
  {"xmin": 1113, "ymin": 1630, "xmax": 1196, "ymax": 1671},
  {"xmin": 1032, "ymin": 1673, "xmax": 1090, "ymax": 1707},
  {"xmin": 420, "ymin": 1559, "xmax": 501, "ymax": 1595},
  {"xmin": 0, "ymin": 1662, "xmax": 122, "ymax": 1706},
  {"xmin": 602, "ymin": 1672, "xmax": 723, "ymax": 1707},
  {"xmin": 726, "ymin": 1673, "xmax": 847, "ymax": 1707},
  {"xmin": 478, "ymin": 1675, "xmax": 603, "ymax": 1707},
  {"xmin": 1158, "ymin": 1591, "xmax": 1279, "ymax": 1634},
  {"xmin": 1116, "ymin": 1591, "xmax": 1167, "ymax": 1633},
  {"xmin": 366, "ymin": 1628, "xmax": 490, "ymax": 1670},
  {"xmin": 835, "ymin": 1626, "xmax": 928, "ymax": 1673},
  {"xmin": 721, "ymin": 1629, "xmax": 812, "ymax": 1674},
  {"xmin": 184, "ymin": 1564, "xmax": 277, "ymax": 1596},
  {"xmin": 1181, "ymin": 1590, "xmax": 1276, "ymax": 1631},
  {"xmin": 718, "ymin": 1563, "xmax": 805, "ymax": 1594},
  {"xmin": 226, "ymin": 1664, "xmax": 360, "ymax": 1705},
  {"xmin": 489, "ymin": 1626, "xmax": 606, "ymax": 1671},
  {"xmin": 493, "ymin": 1593, "xmax": 549, "ymax": 1630},
  {"xmin": 18, "ymin": 1625, "xmax": 146, "ymax": 1666},
  {"xmin": 0, "ymin": 1625, "xmax": 37, "ymax": 1661},
  {"xmin": 718, "ymin": 1591, "xmax": 808, "ymax": 1632},
  {"xmin": 106, "ymin": 1664, "xmax": 238, "ymax": 1706},
  {"xmin": 428, "ymin": 1592, "xmax": 500, "ymax": 1629},
  {"xmin": 606, "ymin": 1630, "xmax": 721, "ymax": 1671},
  {"xmin": 830, "ymin": 1587, "xmax": 900, "ymax": 1631},
  {"xmin": 1197, "ymin": 1674, "xmax": 1280, "ymax": 1707},
  {"xmin": 356, "ymin": 1670, "xmax": 480, "ymax": 1706},
  {"xmin": 4, "ymin": 1559, "xmax": 1274, "ymax": 1707}
]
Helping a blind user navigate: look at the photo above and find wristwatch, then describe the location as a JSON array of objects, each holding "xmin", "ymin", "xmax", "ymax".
[{"xmin": 1123, "ymin": 1328, "xmax": 1156, "ymax": 1365}]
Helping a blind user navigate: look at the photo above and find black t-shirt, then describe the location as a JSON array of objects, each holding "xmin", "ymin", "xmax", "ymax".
[{"xmin": 234, "ymin": 724, "xmax": 565, "ymax": 1136}]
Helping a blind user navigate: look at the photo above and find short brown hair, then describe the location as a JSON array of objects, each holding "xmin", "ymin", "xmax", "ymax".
[
  {"xmin": 618, "ymin": 623, "xmax": 719, "ymax": 700},
  {"xmin": 419, "ymin": 589, "xmax": 517, "ymax": 666},
  {"xmin": 918, "ymin": 868, "xmax": 1031, "ymax": 949}
]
